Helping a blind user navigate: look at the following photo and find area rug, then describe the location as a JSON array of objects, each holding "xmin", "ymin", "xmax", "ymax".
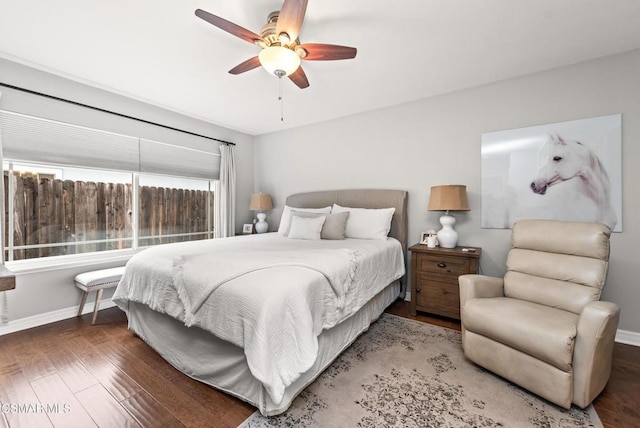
[{"xmin": 239, "ymin": 313, "xmax": 602, "ymax": 428}]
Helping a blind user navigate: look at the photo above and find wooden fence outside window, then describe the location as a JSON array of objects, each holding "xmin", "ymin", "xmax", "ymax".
[{"xmin": 3, "ymin": 175, "xmax": 213, "ymax": 261}]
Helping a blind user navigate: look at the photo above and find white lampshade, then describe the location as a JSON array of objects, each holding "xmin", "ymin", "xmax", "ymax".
[{"xmin": 259, "ymin": 46, "xmax": 301, "ymax": 77}]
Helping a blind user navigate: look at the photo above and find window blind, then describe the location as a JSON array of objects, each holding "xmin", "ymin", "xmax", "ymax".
[
  {"xmin": 0, "ymin": 110, "xmax": 139, "ymax": 171},
  {"xmin": 0, "ymin": 110, "xmax": 221, "ymax": 179},
  {"xmin": 140, "ymin": 139, "xmax": 221, "ymax": 179}
]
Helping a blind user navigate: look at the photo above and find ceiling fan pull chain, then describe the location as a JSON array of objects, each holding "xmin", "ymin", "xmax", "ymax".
[{"xmin": 279, "ymin": 76, "xmax": 284, "ymax": 122}]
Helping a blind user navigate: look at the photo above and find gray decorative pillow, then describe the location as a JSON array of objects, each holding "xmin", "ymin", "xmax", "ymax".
[
  {"xmin": 287, "ymin": 211, "xmax": 350, "ymax": 240},
  {"xmin": 320, "ymin": 211, "xmax": 349, "ymax": 240}
]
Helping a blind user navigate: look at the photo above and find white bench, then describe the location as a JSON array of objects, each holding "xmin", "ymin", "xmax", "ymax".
[{"xmin": 75, "ymin": 266, "xmax": 125, "ymax": 324}]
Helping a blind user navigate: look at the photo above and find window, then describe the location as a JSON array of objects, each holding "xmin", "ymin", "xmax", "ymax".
[
  {"xmin": 3, "ymin": 163, "xmax": 134, "ymax": 260},
  {"xmin": 138, "ymin": 174, "xmax": 214, "ymax": 247},
  {"xmin": 0, "ymin": 110, "xmax": 220, "ymax": 264}
]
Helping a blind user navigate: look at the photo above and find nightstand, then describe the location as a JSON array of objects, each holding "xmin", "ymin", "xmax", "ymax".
[{"xmin": 409, "ymin": 244, "xmax": 481, "ymax": 320}]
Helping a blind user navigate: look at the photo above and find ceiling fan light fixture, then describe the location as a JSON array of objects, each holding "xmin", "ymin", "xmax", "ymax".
[
  {"xmin": 278, "ymin": 32, "xmax": 291, "ymax": 45},
  {"xmin": 294, "ymin": 46, "xmax": 307, "ymax": 58},
  {"xmin": 259, "ymin": 46, "xmax": 301, "ymax": 77}
]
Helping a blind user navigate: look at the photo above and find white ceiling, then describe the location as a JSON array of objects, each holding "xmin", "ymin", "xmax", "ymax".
[{"xmin": 1, "ymin": 1, "xmax": 640, "ymax": 136}]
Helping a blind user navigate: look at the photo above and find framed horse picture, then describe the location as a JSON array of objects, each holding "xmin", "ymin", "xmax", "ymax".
[{"xmin": 480, "ymin": 114, "xmax": 622, "ymax": 232}]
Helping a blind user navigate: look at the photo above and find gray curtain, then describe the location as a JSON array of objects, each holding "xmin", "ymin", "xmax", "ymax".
[{"xmin": 216, "ymin": 144, "xmax": 236, "ymax": 238}]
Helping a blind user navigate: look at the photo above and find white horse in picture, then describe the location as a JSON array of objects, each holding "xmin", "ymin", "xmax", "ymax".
[{"xmin": 530, "ymin": 134, "xmax": 617, "ymax": 230}]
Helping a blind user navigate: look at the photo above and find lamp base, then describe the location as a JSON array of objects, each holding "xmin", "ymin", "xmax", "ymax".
[
  {"xmin": 255, "ymin": 212, "xmax": 269, "ymax": 234},
  {"xmin": 436, "ymin": 212, "xmax": 458, "ymax": 248}
]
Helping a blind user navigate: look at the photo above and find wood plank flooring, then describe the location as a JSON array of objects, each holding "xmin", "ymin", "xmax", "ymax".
[{"xmin": 0, "ymin": 301, "xmax": 637, "ymax": 427}]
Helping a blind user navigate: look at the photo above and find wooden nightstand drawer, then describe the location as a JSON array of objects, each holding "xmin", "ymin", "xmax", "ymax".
[
  {"xmin": 418, "ymin": 254, "xmax": 468, "ymax": 276},
  {"xmin": 415, "ymin": 275, "xmax": 460, "ymax": 319}
]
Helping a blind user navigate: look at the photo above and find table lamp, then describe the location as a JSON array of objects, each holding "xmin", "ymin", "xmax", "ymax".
[
  {"xmin": 250, "ymin": 193, "xmax": 273, "ymax": 233},
  {"xmin": 427, "ymin": 185, "xmax": 470, "ymax": 248}
]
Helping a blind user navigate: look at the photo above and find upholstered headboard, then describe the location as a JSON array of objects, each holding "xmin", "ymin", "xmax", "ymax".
[{"xmin": 285, "ymin": 189, "xmax": 408, "ymax": 255}]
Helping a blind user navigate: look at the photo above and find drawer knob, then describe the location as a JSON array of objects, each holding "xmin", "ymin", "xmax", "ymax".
[
  {"xmin": 416, "ymin": 288, "xmax": 421, "ymax": 293},
  {"xmin": 437, "ymin": 262, "xmax": 447, "ymax": 268}
]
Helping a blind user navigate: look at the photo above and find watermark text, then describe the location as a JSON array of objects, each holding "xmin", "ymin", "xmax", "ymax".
[{"xmin": 1, "ymin": 402, "xmax": 71, "ymax": 414}]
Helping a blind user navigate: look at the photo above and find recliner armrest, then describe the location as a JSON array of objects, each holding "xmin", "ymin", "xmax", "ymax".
[
  {"xmin": 459, "ymin": 274, "xmax": 505, "ymax": 309},
  {"xmin": 458, "ymin": 275, "xmax": 505, "ymax": 348},
  {"xmin": 572, "ymin": 300, "xmax": 620, "ymax": 408}
]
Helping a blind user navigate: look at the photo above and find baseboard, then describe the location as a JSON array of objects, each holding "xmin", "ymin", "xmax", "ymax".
[
  {"xmin": 615, "ymin": 329, "xmax": 640, "ymax": 346},
  {"xmin": 0, "ymin": 298, "xmax": 118, "ymax": 336}
]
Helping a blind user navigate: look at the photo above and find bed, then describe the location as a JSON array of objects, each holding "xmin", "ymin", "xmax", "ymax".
[{"xmin": 113, "ymin": 189, "xmax": 408, "ymax": 416}]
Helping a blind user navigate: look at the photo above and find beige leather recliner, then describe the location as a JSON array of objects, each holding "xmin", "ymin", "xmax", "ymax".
[{"xmin": 459, "ymin": 219, "xmax": 620, "ymax": 409}]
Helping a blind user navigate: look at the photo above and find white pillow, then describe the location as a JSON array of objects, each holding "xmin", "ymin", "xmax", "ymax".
[
  {"xmin": 287, "ymin": 215, "xmax": 326, "ymax": 240},
  {"xmin": 277, "ymin": 205, "xmax": 332, "ymax": 235},
  {"xmin": 331, "ymin": 204, "xmax": 395, "ymax": 240}
]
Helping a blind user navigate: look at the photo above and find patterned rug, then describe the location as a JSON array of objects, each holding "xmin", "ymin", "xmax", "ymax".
[{"xmin": 239, "ymin": 313, "xmax": 602, "ymax": 428}]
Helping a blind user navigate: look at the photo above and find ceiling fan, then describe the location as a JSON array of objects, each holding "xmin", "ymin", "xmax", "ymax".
[{"xmin": 195, "ymin": 0, "xmax": 357, "ymax": 89}]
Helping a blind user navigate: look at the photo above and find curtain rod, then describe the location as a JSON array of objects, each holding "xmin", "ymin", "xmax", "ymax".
[{"xmin": 0, "ymin": 82, "xmax": 235, "ymax": 146}]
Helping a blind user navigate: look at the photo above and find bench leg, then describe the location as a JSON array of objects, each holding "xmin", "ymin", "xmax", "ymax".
[
  {"xmin": 92, "ymin": 289, "xmax": 104, "ymax": 325},
  {"xmin": 78, "ymin": 291, "xmax": 88, "ymax": 317}
]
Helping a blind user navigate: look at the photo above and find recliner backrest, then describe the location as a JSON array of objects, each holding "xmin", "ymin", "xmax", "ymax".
[{"xmin": 504, "ymin": 219, "xmax": 611, "ymax": 314}]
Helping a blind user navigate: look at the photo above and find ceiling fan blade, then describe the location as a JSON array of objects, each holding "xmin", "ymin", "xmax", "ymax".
[
  {"xmin": 289, "ymin": 66, "xmax": 310, "ymax": 89},
  {"xmin": 299, "ymin": 44, "xmax": 357, "ymax": 61},
  {"xmin": 276, "ymin": 0, "xmax": 308, "ymax": 44},
  {"xmin": 195, "ymin": 9, "xmax": 264, "ymax": 46},
  {"xmin": 228, "ymin": 57, "xmax": 261, "ymax": 75}
]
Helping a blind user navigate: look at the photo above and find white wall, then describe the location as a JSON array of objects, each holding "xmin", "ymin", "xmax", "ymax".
[
  {"xmin": 0, "ymin": 58, "xmax": 255, "ymax": 323},
  {"xmin": 255, "ymin": 49, "xmax": 640, "ymax": 335}
]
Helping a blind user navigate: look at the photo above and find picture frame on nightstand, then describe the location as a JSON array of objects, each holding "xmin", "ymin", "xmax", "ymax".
[
  {"xmin": 242, "ymin": 224, "xmax": 253, "ymax": 234},
  {"xmin": 420, "ymin": 229, "xmax": 437, "ymax": 245}
]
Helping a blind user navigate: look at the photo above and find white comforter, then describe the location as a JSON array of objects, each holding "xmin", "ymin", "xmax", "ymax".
[{"xmin": 113, "ymin": 233, "xmax": 405, "ymax": 405}]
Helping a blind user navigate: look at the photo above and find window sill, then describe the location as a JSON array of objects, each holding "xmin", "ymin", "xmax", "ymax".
[{"xmin": 5, "ymin": 249, "xmax": 143, "ymax": 275}]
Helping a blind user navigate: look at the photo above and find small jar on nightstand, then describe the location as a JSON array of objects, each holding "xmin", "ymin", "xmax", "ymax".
[{"xmin": 409, "ymin": 244, "xmax": 481, "ymax": 320}]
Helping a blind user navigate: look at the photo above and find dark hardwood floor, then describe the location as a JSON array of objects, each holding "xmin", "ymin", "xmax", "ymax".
[{"xmin": 0, "ymin": 301, "xmax": 637, "ymax": 427}]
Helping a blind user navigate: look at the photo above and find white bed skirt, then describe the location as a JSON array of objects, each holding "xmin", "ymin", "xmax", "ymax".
[{"xmin": 126, "ymin": 280, "xmax": 401, "ymax": 416}]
